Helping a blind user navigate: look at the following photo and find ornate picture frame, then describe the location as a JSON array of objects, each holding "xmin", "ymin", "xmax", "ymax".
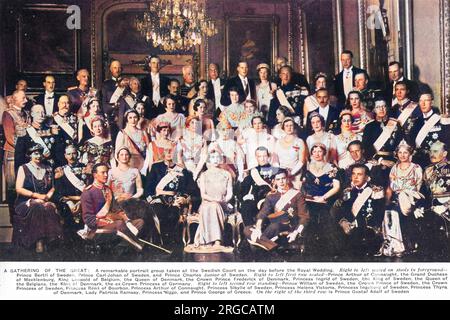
[
  {"xmin": 224, "ymin": 15, "xmax": 279, "ymax": 79},
  {"xmin": 17, "ymin": 4, "xmax": 80, "ymax": 75}
]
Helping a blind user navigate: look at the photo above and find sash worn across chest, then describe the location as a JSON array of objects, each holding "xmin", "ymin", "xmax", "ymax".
[
  {"xmin": 373, "ymin": 119, "xmax": 397, "ymax": 152},
  {"xmin": 397, "ymin": 102, "xmax": 417, "ymax": 126},
  {"xmin": 63, "ymin": 165, "xmax": 86, "ymax": 192},
  {"xmin": 250, "ymin": 168, "xmax": 272, "ymax": 187},
  {"xmin": 54, "ymin": 114, "xmax": 75, "ymax": 139},
  {"xmin": 275, "ymin": 189, "xmax": 299, "ymax": 212},
  {"xmin": 26, "ymin": 127, "xmax": 51, "ymax": 155},
  {"xmin": 416, "ymin": 114, "xmax": 441, "ymax": 147},
  {"xmin": 352, "ymin": 187, "xmax": 373, "ymax": 217},
  {"xmin": 156, "ymin": 165, "xmax": 184, "ymax": 191}
]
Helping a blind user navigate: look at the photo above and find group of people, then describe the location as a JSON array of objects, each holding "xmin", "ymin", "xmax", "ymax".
[{"xmin": 1, "ymin": 51, "xmax": 449, "ymax": 259}]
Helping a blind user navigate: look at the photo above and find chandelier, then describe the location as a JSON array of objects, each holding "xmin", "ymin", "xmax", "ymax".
[{"xmin": 135, "ymin": 0, "xmax": 218, "ymax": 51}]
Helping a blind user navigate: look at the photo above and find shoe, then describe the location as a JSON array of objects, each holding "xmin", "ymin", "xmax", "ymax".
[{"xmin": 35, "ymin": 240, "xmax": 44, "ymax": 253}]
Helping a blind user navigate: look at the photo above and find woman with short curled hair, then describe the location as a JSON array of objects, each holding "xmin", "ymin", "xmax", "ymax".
[
  {"xmin": 306, "ymin": 112, "xmax": 337, "ymax": 165},
  {"xmin": 14, "ymin": 144, "xmax": 63, "ymax": 253},
  {"xmin": 273, "ymin": 117, "xmax": 307, "ymax": 176}
]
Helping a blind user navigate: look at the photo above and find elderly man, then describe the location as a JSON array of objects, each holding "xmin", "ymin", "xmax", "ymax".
[
  {"xmin": 419, "ymin": 141, "xmax": 450, "ymax": 258},
  {"xmin": 180, "ymin": 64, "xmax": 196, "ymax": 99},
  {"xmin": 274, "ymin": 56, "xmax": 309, "ymax": 91},
  {"xmin": 221, "ymin": 61, "xmax": 256, "ymax": 106},
  {"xmin": 206, "ymin": 63, "xmax": 226, "ymax": 113},
  {"xmin": 54, "ymin": 145, "xmax": 89, "ymax": 232},
  {"xmin": 15, "ymin": 104, "xmax": 57, "ymax": 171},
  {"xmin": 35, "ymin": 75, "xmax": 60, "ymax": 116},
  {"xmin": 409, "ymin": 93, "xmax": 450, "ymax": 169},
  {"xmin": 51, "ymin": 95, "xmax": 79, "ymax": 167},
  {"xmin": 117, "ymin": 77, "xmax": 151, "ymax": 128},
  {"xmin": 141, "ymin": 55, "xmax": 170, "ymax": 108},
  {"xmin": 101, "ymin": 60, "xmax": 125, "ymax": 122},
  {"xmin": 67, "ymin": 69, "xmax": 91, "ymax": 114},
  {"xmin": 267, "ymin": 65, "xmax": 304, "ymax": 128},
  {"xmin": 2, "ymin": 90, "xmax": 29, "ymax": 222},
  {"xmin": 238, "ymin": 146, "xmax": 278, "ymax": 226}
]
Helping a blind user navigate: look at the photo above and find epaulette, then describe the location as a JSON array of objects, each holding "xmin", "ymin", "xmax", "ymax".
[
  {"xmin": 371, "ymin": 185, "xmax": 384, "ymax": 199},
  {"xmin": 67, "ymin": 86, "xmax": 77, "ymax": 91}
]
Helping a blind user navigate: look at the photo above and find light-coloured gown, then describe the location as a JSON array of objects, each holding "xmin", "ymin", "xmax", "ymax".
[{"xmin": 194, "ymin": 168, "xmax": 233, "ymax": 246}]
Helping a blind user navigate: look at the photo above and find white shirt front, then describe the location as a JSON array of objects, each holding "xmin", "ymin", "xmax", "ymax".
[
  {"xmin": 343, "ymin": 66, "xmax": 353, "ymax": 98},
  {"xmin": 44, "ymin": 91, "xmax": 55, "ymax": 116},
  {"xmin": 151, "ymin": 72, "xmax": 160, "ymax": 106},
  {"xmin": 318, "ymin": 105, "xmax": 330, "ymax": 122},
  {"xmin": 239, "ymin": 75, "xmax": 251, "ymax": 100},
  {"xmin": 211, "ymin": 78, "xmax": 222, "ymax": 110},
  {"xmin": 422, "ymin": 110, "xmax": 434, "ymax": 119}
]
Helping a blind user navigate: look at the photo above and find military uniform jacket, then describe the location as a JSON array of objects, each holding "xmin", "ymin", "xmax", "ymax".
[
  {"xmin": 54, "ymin": 162, "xmax": 88, "ymax": 201},
  {"xmin": 52, "ymin": 112, "xmax": 79, "ymax": 167},
  {"xmin": 239, "ymin": 165, "xmax": 275, "ymax": 204},
  {"xmin": 423, "ymin": 160, "xmax": 450, "ymax": 207},
  {"xmin": 67, "ymin": 87, "xmax": 89, "ymax": 114},
  {"xmin": 101, "ymin": 78, "xmax": 122, "ymax": 117},
  {"xmin": 333, "ymin": 184, "xmax": 385, "ymax": 228},
  {"xmin": 14, "ymin": 125, "xmax": 56, "ymax": 172},
  {"xmin": 256, "ymin": 189, "xmax": 309, "ymax": 227},
  {"xmin": 267, "ymin": 83, "xmax": 304, "ymax": 128},
  {"xmin": 362, "ymin": 118, "xmax": 404, "ymax": 160}
]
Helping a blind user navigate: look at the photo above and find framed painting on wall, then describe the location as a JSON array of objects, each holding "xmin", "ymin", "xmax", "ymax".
[
  {"xmin": 17, "ymin": 4, "xmax": 79, "ymax": 74},
  {"xmin": 224, "ymin": 15, "xmax": 279, "ymax": 79}
]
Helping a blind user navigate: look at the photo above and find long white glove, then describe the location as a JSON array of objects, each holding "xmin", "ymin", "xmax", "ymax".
[
  {"xmin": 413, "ymin": 207, "xmax": 425, "ymax": 219},
  {"xmin": 287, "ymin": 225, "xmax": 304, "ymax": 243},
  {"xmin": 250, "ymin": 227, "xmax": 262, "ymax": 242}
]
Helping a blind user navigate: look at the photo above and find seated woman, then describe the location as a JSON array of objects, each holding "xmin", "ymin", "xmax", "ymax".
[
  {"xmin": 306, "ymin": 112, "xmax": 337, "ymax": 165},
  {"xmin": 13, "ymin": 144, "xmax": 63, "ymax": 253},
  {"xmin": 192, "ymin": 99, "xmax": 215, "ymax": 141},
  {"xmin": 302, "ymin": 143, "xmax": 341, "ymax": 255},
  {"xmin": 176, "ymin": 116, "xmax": 206, "ymax": 175},
  {"xmin": 207, "ymin": 123, "xmax": 245, "ymax": 182},
  {"xmin": 303, "ymin": 72, "xmax": 327, "ymax": 126},
  {"xmin": 381, "ymin": 141, "xmax": 424, "ymax": 257},
  {"xmin": 115, "ymin": 109, "xmax": 150, "ymax": 173},
  {"xmin": 237, "ymin": 99, "xmax": 263, "ymax": 134},
  {"xmin": 154, "ymin": 95, "xmax": 186, "ymax": 140},
  {"xmin": 270, "ymin": 105, "xmax": 292, "ymax": 140},
  {"xmin": 303, "ymin": 143, "xmax": 340, "ymax": 203},
  {"xmin": 344, "ymin": 91, "xmax": 373, "ymax": 135},
  {"xmin": 185, "ymin": 151, "xmax": 233, "ymax": 252},
  {"xmin": 334, "ymin": 110, "xmax": 362, "ymax": 169},
  {"xmin": 273, "ymin": 118, "xmax": 307, "ymax": 176},
  {"xmin": 109, "ymin": 147, "xmax": 144, "ymax": 203},
  {"xmin": 81, "ymin": 116, "xmax": 115, "ymax": 168}
]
